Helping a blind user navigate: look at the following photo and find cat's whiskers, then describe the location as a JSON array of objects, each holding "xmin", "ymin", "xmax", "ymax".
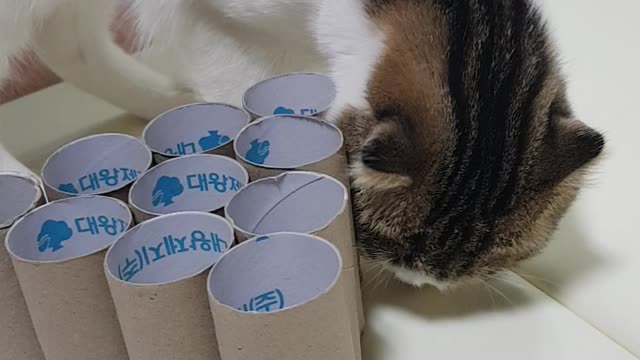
[
  {"xmin": 481, "ymin": 272, "xmax": 530, "ymax": 291},
  {"xmin": 361, "ymin": 257, "xmax": 391, "ymax": 275},
  {"xmin": 481, "ymin": 278, "xmax": 514, "ymax": 306},
  {"xmin": 515, "ymin": 270, "xmax": 559, "ymax": 288},
  {"xmin": 363, "ymin": 265, "xmax": 386, "ymax": 290},
  {"xmin": 362, "ymin": 258, "xmax": 392, "ymax": 290},
  {"xmin": 479, "ymin": 278, "xmax": 497, "ymax": 309},
  {"xmin": 375, "ymin": 270, "xmax": 392, "ymax": 290}
]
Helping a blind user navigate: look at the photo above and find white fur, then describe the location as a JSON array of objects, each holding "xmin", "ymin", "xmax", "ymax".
[
  {"xmin": 0, "ymin": 0, "xmax": 191, "ymax": 174},
  {"xmin": 313, "ymin": 0, "xmax": 386, "ymax": 121},
  {"xmin": 0, "ymin": 0, "xmax": 196, "ymax": 119},
  {"xmin": 388, "ymin": 264, "xmax": 452, "ymax": 291}
]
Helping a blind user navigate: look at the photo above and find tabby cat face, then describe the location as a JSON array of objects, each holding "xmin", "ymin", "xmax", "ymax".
[{"xmin": 337, "ymin": 0, "xmax": 605, "ymax": 289}]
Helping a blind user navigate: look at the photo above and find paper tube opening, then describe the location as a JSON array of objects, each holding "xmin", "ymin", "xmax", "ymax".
[
  {"xmin": 243, "ymin": 72, "xmax": 336, "ymax": 118},
  {"xmin": 0, "ymin": 172, "xmax": 42, "ymax": 228},
  {"xmin": 105, "ymin": 212, "xmax": 234, "ymax": 285},
  {"xmin": 235, "ymin": 115, "xmax": 343, "ymax": 169},
  {"xmin": 5, "ymin": 196, "xmax": 131, "ymax": 263},
  {"xmin": 143, "ymin": 103, "xmax": 250, "ymax": 157},
  {"xmin": 226, "ymin": 172, "xmax": 347, "ymax": 237},
  {"xmin": 208, "ymin": 232, "xmax": 341, "ymax": 313},
  {"xmin": 41, "ymin": 133, "xmax": 152, "ymax": 197},
  {"xmin": 129, "ymin": 154, "xmax": 248, "ymax": 216}
]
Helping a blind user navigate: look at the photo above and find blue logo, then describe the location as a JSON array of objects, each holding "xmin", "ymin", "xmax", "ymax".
[
  {"xmin": 58, "ymin": 183, "xmax": 79, "ymax": 194},
  {"xmin": 198, "ymin": 130, "xmax": 231, "ymax": 151},
  {"xmin": 37, "ymin": 220, "xmax": 73, "ymax": 253},
  {"xmin": 240, "ymin": 289, "xmax": 285, "ymax": 313},
  {"xmin": 152, "ymin": 176, "xmax": 184, "ymax": 207},
  {"xmin": 245, "ymin": 139, "xmax": 270, "ymax": 165},
  {"xmin": 256, "ymin": 236, "xmax": 270, "ymax": 243},
  {"xmin": 273, "ymin": 106, "xmax": 295, "ymax": 115}
]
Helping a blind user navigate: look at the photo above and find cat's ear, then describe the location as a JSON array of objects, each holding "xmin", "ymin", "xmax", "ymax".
[
  {"xmin": 361, "ymin": 122, "xmax": 413, "ymax": 174},
  {"xmin": 540, "ymin": 116, "xmax": 605, "ymax": 185},
  {"xmin": 353, "ymin": 121, "xmax": 415, "ymax": 189}
]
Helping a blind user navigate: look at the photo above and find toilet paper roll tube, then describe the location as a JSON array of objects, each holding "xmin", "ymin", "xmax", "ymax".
[
  {"xmin": 142, "ymin": 102, "xmax": 250, "ymax": 163},
  {"xmin": 242, "ymin": 72, "xmax": 336, "ymax": 120},
  {"xmin": 0, "ymin": 171, "xmax": 46, "ymax": 360},
  {"xmin": 128, "ymin": 154, "xmax": 249, "ymax": 223},
  {"xmin": 207, "ymin": 232, "xmax": 360, "ymax": 360},
  {"xmin": 104, "ymin": 211, "xmax": 235, "ymax": 360},
  {"xmin": 41, "ymin": 133, "xmax": 152, "ymax": 202},
  {"xmin": 5, "ymin": 195, "xmax": 132, "ymax": 360}
]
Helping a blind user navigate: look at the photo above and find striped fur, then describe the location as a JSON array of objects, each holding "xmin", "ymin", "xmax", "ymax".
[{"xmin": 338, "ymin": 0, "xmax": 605, "ymax": 286}]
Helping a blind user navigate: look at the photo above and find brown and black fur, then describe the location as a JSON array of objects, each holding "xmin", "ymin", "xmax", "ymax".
[{"xmin": 339, "ymin": 0, "xmax": 605, "ymax": 285}]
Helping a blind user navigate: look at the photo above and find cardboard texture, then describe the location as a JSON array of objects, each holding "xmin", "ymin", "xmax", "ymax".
[
  {"xmin": 5, "ymin": 196, "xmax": 132, "ymax": 360},
  {"xmin": 342, "ymin": 266, "xmax": 365, "ymax": 348},
  {"xmin": 143, "ymin": 102, "xmax": 250, "ymax": 163},
  {"xmin": 128, "ymin": 154, "xmax": 249, "ymax": 223},
  {"xmin": 242, "ymin": 72, "xmax": 336, "ymax": 120},
  {"xmin": 234, "ymin": 115, "xmax": 349, "ymax": 185},
  {"xmin": 208, "ymin": 233, "xmax": 359, "ymax": 360},
  {"xmin": 105, "ymin": 212, "xmax": 233, "ymax": 360},
  {"xmin": 236, "ymin": 119, "xmax": 361, "ymax": 314},
  {"xmin": 224, "ymin": 171, "xmax": 364, "ymax": 338},
  {"xmin": 0, "ymin": 172, "xmax": 46, "ymax": 360},
  {"xmin": 0, "ymin": 172, "xmax": 44, "ymax": 228},
  {"xmin": 225, "ymin": 171, "xmax": 356, "ymax": 268},
  {"xmin": 41, "ymin": 133, "xmax": 152, "ymax": 202}
]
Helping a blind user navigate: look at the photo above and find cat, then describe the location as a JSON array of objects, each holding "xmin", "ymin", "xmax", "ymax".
[
  {"xmin": 0, "ymin": 0, "xmax": 605, "ymax": 290},
  {"xmin": 338, "ymin": 0, "xmax": 605, "ymax": 289}
]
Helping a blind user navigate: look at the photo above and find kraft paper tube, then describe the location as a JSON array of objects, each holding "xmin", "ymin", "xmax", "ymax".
[
  {"xmin": 343, "ymin": 266, "xmax": 365, "ymax": 339},
  {"xmin": 129, "ymin": 154, "xmax": 249, "ymax": 223},
  {"xmin": 0, "ymin": 172, "xmax": 46, "ymax": 360},
  {"xmin": 233, "ymin": 114, "xmax": 349, "ymax": 185},
  {"xmin": 41, "ymin": 133, "xmax": 152, "ymax": 202},
  {"xmin": 5, "ymin": 195, "xmax": 132, "ymax": 360},
  {"xmin": 224, "ymin": 171, "xmax": 363, "ymax": 348},
  {"xmin": 242, "ymin": 72, "xmax": 336, "ymax": 120},
  {"xmin": 208, "ymin": 232, "xmax": 359, "ymax": 360},
  {"xmin": 104, "ymin": 212, "xmax": 234, "ymax": 360},
  {"xmin": 142, "ymin": 102, "xmax": 250, "ymax": 164},
  {"xmin": 225, "ymin": 171, "xmax": 356, "ymax": 267},
  {"xmin": 234, "ymin": 117, "xmax": 365, "ymax": 331}
]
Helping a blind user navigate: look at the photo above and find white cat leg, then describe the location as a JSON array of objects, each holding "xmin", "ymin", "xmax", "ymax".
[{"xmin": 30, "ymin": 1, "xmax": 198, "ymax": 120}]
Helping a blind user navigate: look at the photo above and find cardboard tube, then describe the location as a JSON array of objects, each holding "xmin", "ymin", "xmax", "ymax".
[
  {"xmin": 104, "ymin": 212, "xmax": 234, "ymax": 360},
  {"xmin": 225, "ymin": 171, "xmax": 355, "ymax": 267},
  {"xmin": 128, "ymin": 154, "xmax": 249, "ymax": 223},
  {"xmin": 142, "ymin": 102, "xmax": 250, "ymax": 164},
  {"xmin": 242, "ymin": 72, "xmax": 336, "ymax": 120},
  {"xmin": 41, "ymin": 133, "xmax": 152, "ymax": 202},
  {"xmin": 5, "ymin": 195, "xmax": 132, "ymax": 360},
  {"xmin": 0, "ymin": 172, "xmax": 45, "ymax": 228},
  {"xmin": 234, "ymin": 115, "xmax": 349, "ymax": 185},
  {"xmin": 342, "ymin": 266, "xmax": 365, "ymax": 351},
  {"xmin": 0, "ymin": 172, "xmax": 46, "ymax": 360},
  {"xmin": 208, "ymin": 232, "xmax": 359, "ymax": 360},
  {"xmin": 236, "ymin": 116, "xmax": 366, "ymax": 333},
  {"xmin": 224, "ymin": 171, "xmax": 363, "ymax": 344}
]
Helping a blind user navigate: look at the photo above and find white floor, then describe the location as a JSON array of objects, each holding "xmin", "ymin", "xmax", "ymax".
[{"xmin": 519, "ymin": 0, "xmax": 640, "ymax": 355}]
